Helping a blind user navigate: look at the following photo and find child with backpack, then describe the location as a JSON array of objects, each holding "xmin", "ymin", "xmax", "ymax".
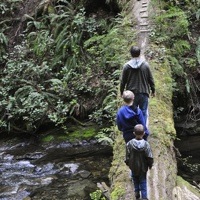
[{"xmin": 125, "ymin": 124, "xmax": 153, "ymax": 200}]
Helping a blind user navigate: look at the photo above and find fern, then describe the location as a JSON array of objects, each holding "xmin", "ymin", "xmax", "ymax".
[
  {"xmin": 196, "ymin": 37, "xmax": 200, "ymax": 64},
  {"xmin": 155, "ymin": 7, "xmax": 189, "ymax": 41},
  {"xmin": 169, "ymin": 56, "xmax": 185, "ymax": 77},
  {"xmin": 0, "ymin": 32, "xmax": 8, "ymax": 61},
  {"xmin": 172, "ymin": 40, "xmax": 190, "ymax": 56}
]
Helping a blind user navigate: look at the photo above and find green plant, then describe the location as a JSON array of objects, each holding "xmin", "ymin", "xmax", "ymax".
[
  {"xmin": 153, "ymin": 6, "xmax": 189, "ymax": 46},
  {"xmin": 90, "ymin": 190, "xmax": 106, "ymax": 200},
  {"xmin": 196, "ymin": 37, "xmax": 200, "ymax": 64},
  {"xmin": 172, "ymin": 40, "xmax": 190, "ymax": 57},
  {"xmin": 0, "ymin": 0, "xmax": 134, "ymax": 135},
  {"xmin": 95, "ymin": 127, "xmax": 115, "ymax": 145},
  {"xmin": 0, "ymin": 32, "xmax": 8, "ymax": 61}
]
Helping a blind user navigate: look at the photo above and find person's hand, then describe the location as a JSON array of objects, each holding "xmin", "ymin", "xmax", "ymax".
[{"xmin": 151, "ymin": 92, "xmax": 155, "ymax": 97}]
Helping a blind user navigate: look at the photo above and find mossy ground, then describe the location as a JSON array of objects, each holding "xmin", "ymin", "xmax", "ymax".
[
  {"xmin": 176, "ymin": 176, "xmax": 200, "ymax": 197},
  {"xmin": 41, "ymin": 126, "xmax": 97, "ymax": 143}
]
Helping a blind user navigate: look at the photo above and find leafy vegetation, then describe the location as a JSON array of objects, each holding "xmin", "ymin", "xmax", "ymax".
[
  {"xmin": 150, "ymin": 0, "xmax": 200, "ymax": 123},
  {"xmin": 0, "ymin": 0, "xmax": 134, "ymax": 136},
  {"xmin": 90, "ymin": 190, "xmax": 106, "ymax": 200}
]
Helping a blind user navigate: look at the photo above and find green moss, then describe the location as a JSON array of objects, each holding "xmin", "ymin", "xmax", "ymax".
[
  {"xmin": 57, "ymin": 135, "xmax": 68, "ymax": 141},
  {"xmin": 110, "ymin": 186, "xmax": 126, "ymax": 200},
  {"xmin": 66, "ymin": 127, "xmax": 96, "ymax": 142},
  {"xmin": 40, "ymin": 126, "xmax": 97, "ymax": 143},
  {"xmin": 149, "ymin": 80, "xmax": 176, "ymax": 147},
  {"xmin": 176, "ymin": 176, "xmax": 200, "ymax": 197},
  {"xmin": 42, "ymin": 135, "xmax": 54, "ymax": 142}
]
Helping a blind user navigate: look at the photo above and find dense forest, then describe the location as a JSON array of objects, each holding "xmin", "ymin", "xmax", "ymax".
[{"xmin": 1, "ymin": 0, "xmax": 125, "ymax": 137}]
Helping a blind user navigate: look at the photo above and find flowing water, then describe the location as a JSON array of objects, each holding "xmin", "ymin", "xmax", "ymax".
[{"xmin": 0, "ymin": 134, "xmax": 113, "ymax": 200}]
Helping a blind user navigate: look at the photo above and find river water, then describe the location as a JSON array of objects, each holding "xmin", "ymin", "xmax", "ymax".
[{"xmin": 0, "ymin": 134, "xmax": 113, "ymax": 200}]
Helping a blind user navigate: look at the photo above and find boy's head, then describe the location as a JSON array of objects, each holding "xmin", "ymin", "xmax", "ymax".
[
  {"xmin": 134, "ymin": 124, "xmax": 145, "ymax": 138},
  {"xmin": 130, "ymin": 46, "xmax": 141, "ymax": 58},
  {"xmin": 122, "ymin": 90, "xmax": 134, "ymax": 104}
]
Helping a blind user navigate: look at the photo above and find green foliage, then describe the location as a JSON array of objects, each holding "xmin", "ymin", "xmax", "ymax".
[
  {"xmin": 151, "ymin": 0, "xmax": 200, "ymax": 102},
  {"xmin": 0, "ymin": 0, "xmax": 22, "ymax": 15},
  {"xmin": 196, "ymin": 37, "xmax": 200, "ymax": 64},
  {"xmin": 42, "ymin": 135, "xmax": 54, "ymax": 142},
  {"xmin": 89, "ymin": 83, "xmax": 120, "ymax": 126},
  {"xmin": 90, "ymin": 190, "xmax": 106, "ymax": 200},
  {"xmin": 172, "ymin": 40, "xmax": 190, "ymax": 57},
  {"xmin": 0, "ymin": 32, "xmax": 8, "ymax": 62},
  {"xmin": 0, "ymin": 0, "xmax": 134, "ymax": 134},
  {"xmin": 153, "ymin": 6, "xmax": 189, "ymax": 43},
  {"xmin": 95, "ymin": 127, "xmax": 115, "ymax": 145},
  {"xmin": 28, "ymin": 30, "xmax": 54, "ymax": 58},
  {"xmin": 84, "ymin": 15, "xmax": 134, "ymax": 68},
  {"xmin": 168, "ymin": 56, "xmax": 185, "ymax": 76},
  {"xmin": 48, "ymin": 3, "xmax": 109, "ymax": 72}
]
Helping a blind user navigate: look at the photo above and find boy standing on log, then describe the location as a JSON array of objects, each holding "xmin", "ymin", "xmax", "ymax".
[
  {"xmin": 125, "ymin": 124, "xmax": 153, "ymax": 200},
  {"xmin": 116, "ymin": 90, "xmax": 149, "ymax": 143}
]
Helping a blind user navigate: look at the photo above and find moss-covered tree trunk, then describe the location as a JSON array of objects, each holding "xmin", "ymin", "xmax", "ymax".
[{"xmin": 109, "ymin": 0, "xmax": 200, "ymax": 199}]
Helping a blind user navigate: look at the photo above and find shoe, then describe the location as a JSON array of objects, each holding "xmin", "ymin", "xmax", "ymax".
[{"xmin": 135, "ymin": 191, "xmax": 140, "ymax": 199}]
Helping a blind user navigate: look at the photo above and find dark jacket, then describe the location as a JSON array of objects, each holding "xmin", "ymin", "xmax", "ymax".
[
  {"xmin": 120, "ymin": 58, "xmax": 155, "ymax": 96},
  {"xmin": 125, "ymin": 138, "xmax": 153, "ymax": 175},
  {"xmin": 116, "ymin": 105, "xmax": 149, "ymax": 143}
]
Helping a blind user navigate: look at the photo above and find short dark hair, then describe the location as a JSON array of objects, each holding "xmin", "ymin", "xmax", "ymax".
[
  {"xmin": 130, "ymin": 46, "xmax": 140, "ymax": 57},
  {"xmin": 134, "ymin": 124, "xmax": 144, "ymax": 135}
]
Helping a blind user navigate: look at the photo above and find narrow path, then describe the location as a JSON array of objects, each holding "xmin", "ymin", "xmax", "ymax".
[
  {"xmin": 132, "ymin": 2, "xmax": 177, "ymax": 200},
  {"xmin": 132, "ymin": 1, "xmax": 165, "ymax": 199},
  {"xmin": 132, "ymin": 1, "xmax": 156, "ymax": 199},
  {"xmin": 133, "ymin": 0, "xmax": 150, "ymax": 56}
]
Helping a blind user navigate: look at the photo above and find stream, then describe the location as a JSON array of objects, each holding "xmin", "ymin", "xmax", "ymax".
[{"xmin": 0, "ymin": 134, "xmax": 113, "ymax": 200}]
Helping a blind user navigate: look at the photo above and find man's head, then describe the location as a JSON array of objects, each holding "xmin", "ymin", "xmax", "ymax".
[
  {"xmin": 134, "ymin": 124, "xmax": 145, "ymax": 138},
  {"xmin": 130, "ymin": 46, "xmax": 141, "ymax": 58},
  {"xmin": 122, "ymin": 90, "xmax": 134, "ymax": 104}
]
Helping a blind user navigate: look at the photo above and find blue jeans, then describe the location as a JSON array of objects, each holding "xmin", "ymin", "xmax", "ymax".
[
  {"xmin": 133, "ymin": 93, "xmax": 149, "ymax": 125},
  {"xmin": 132, "ymin": 171, "xmax": 147, "ymax": 199}
]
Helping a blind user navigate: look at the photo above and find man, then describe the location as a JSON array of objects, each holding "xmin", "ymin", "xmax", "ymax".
[
  {"xmin": 125, "ymin": 124, "xmax": 153, "ymax": 200},
  {"xmin": 116, "ymin": 90, "xmax": 149, "ymax": 143},
  {"xmin": 120, "ymin": 46, "xmax": 155, "ymax": 125}
]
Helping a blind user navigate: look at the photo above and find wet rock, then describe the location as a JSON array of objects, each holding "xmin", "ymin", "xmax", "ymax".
[
  {"xmin": 0, "ymin": 185, "xmax": 18, "ymax": 197},
  {"xmin": 78, "ymin": 170, "xmax": 91, "ymax": 178},
  {"xmin": 0, "ymin": 137, "xmax": 112, "ymax": 199},
  {"xmin": 67, "ymin": 179, "xmax": 96, "ymax": 199}
]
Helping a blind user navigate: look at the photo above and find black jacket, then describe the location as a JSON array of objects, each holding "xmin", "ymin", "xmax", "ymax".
[
  {"xmin": 125, "ymin": 138, "xmax": 153, "ymax": 175},
  {"xmin": 120, "ymin": 58, "xmax": 155, "ymax": 96}
]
